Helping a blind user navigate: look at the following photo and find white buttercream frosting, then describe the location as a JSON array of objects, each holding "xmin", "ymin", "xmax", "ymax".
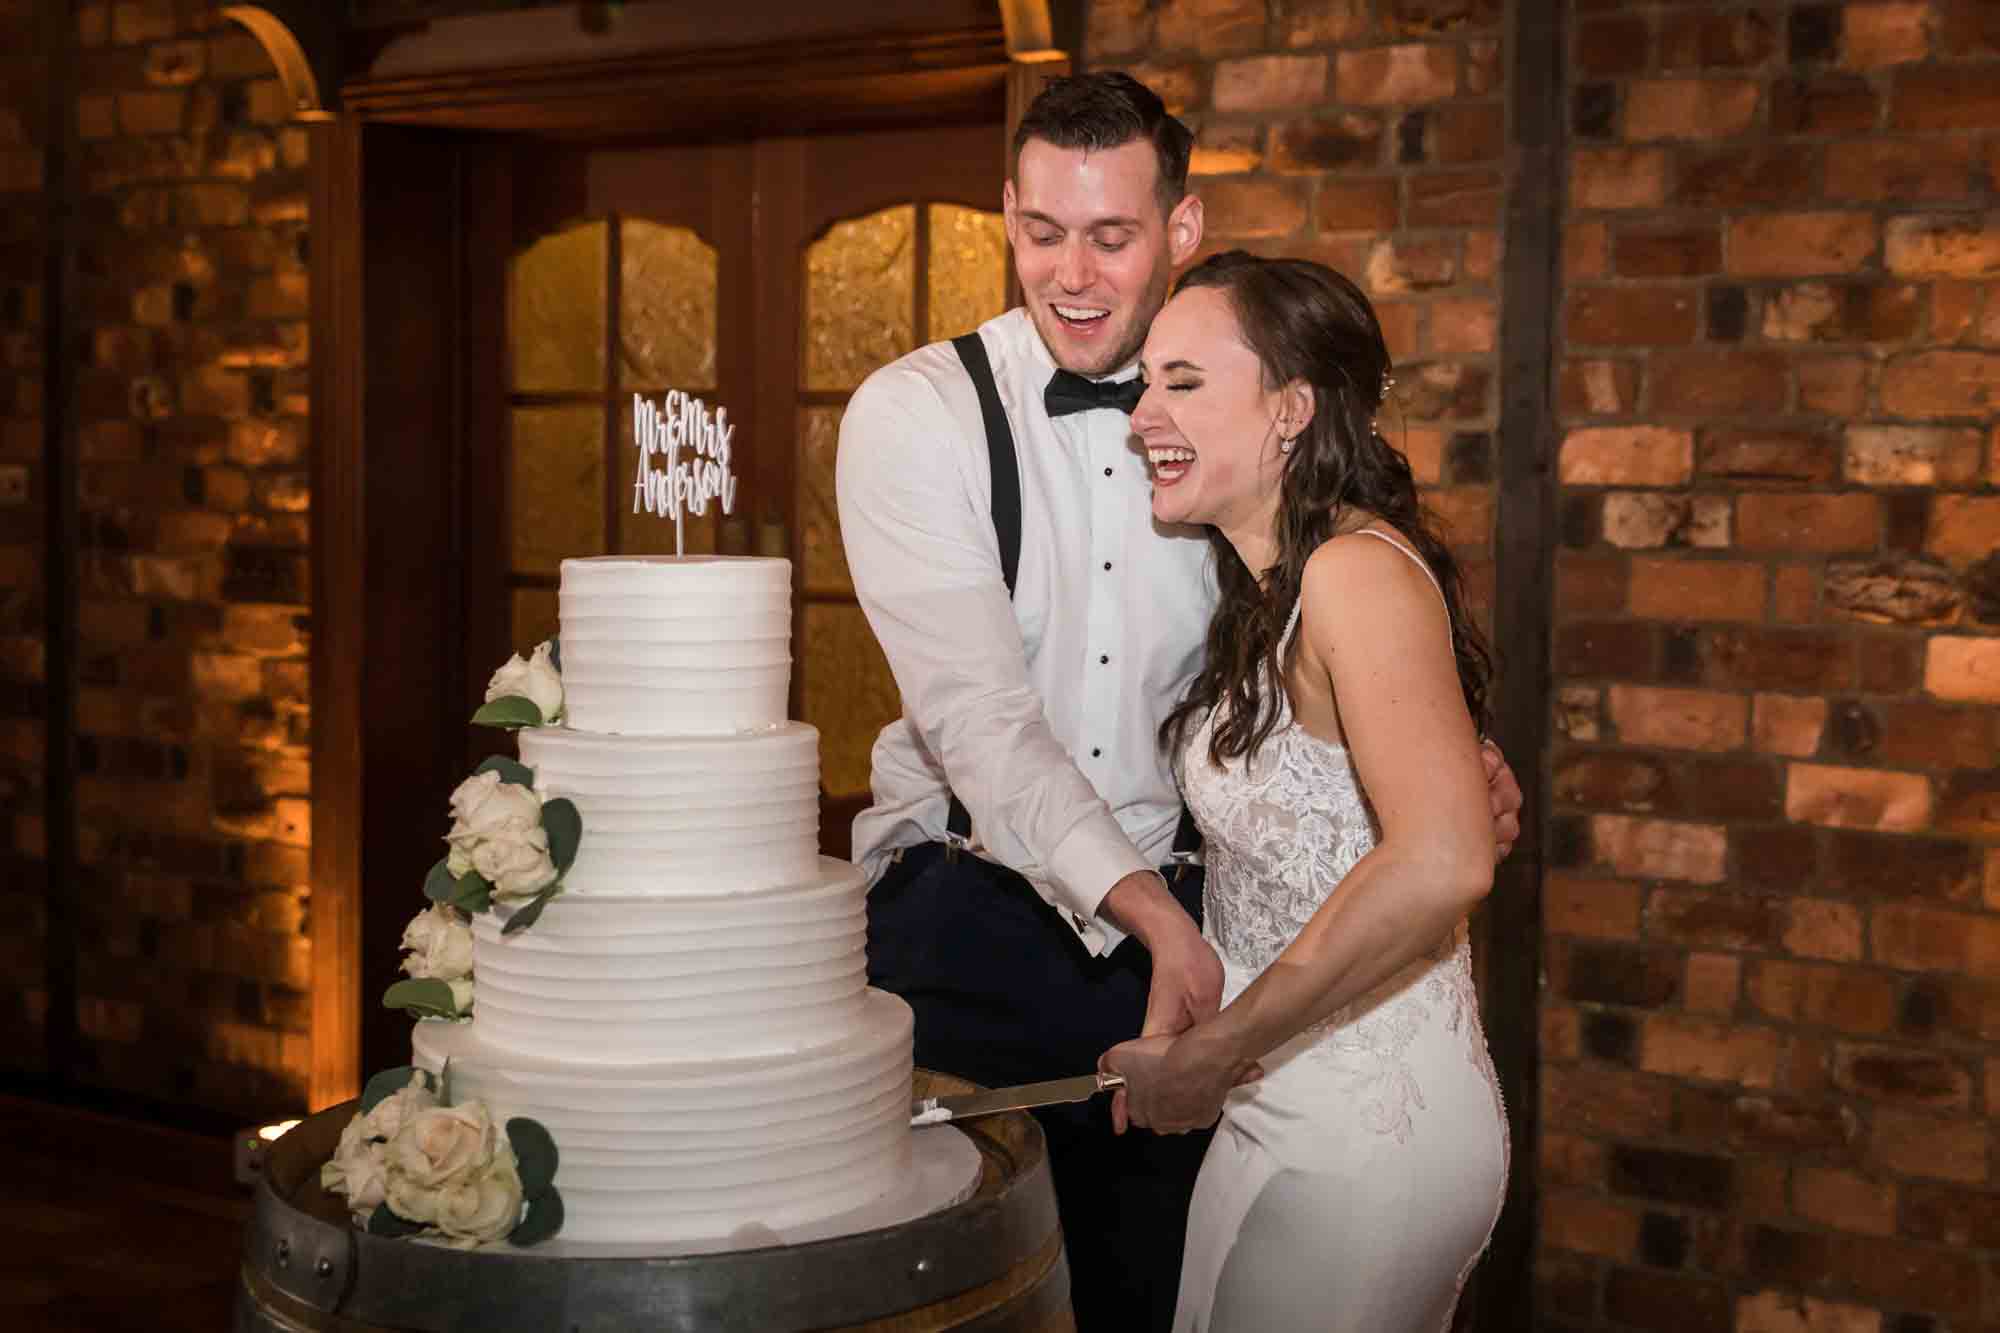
[{"xmin": 556, "ymin": 556, "xmax": 791, "ymax": 736}]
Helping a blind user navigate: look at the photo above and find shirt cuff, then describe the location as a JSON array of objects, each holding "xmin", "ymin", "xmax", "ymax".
[{"xmin": 1046, "ymin": 815, "xmax": 1154, "ymax": 956}]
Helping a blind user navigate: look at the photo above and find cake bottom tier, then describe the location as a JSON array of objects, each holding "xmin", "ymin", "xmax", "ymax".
[{"xmin": 412, "ymin": 988, "xmax": 916, "ymax": 1246}]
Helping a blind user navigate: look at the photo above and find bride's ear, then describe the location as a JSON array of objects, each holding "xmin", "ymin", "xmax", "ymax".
[{"xmin": 1277, "ymin": 379, "xmax": 1315, "ymax": 440}]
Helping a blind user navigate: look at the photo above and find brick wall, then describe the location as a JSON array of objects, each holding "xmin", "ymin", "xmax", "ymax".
[
  {"xmin": 1546, "ymin": 1, "xmax": 1999, "ymax": 1328},
  {"xmin": 55, "ymin": 0, "xmax": 309, "ymax": 1119},
  {"xmin": 1090, "ymin": 0, "xmax": 1506, "ymax": 607},
  {"xmin": 0, "ymin": 0, "xmax": 49, "ymax": 1079},
  {"xmin": 1096, "ymin": 0, "xmax": 1999, "ymax": 1328}
]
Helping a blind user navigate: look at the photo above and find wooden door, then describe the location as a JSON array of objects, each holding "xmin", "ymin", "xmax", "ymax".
[{"xmin": 471, "ymin": 124, "xmax": 1007, "ymax": 858}]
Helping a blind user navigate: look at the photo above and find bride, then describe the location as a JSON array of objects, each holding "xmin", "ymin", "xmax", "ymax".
[{"xmin": 1101, "ymin": 251, "xmax": 1509, "ymax": 1332}]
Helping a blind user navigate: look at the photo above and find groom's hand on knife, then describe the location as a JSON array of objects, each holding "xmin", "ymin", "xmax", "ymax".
[{"xmin": 1100, "ymin": 869, "xmax": 1222, "ymax": 1038}]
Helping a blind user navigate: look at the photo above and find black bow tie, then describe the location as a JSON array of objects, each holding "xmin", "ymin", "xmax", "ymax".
[{"xmin": 1044, "ymin": 369, "xmax": 1144, "ymax": 418}]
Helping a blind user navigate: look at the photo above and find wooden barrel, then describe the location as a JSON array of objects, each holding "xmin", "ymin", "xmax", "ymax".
[{"xmin": 235, "ymin": 1070, "xmax": 1070, "ymax": 1333}]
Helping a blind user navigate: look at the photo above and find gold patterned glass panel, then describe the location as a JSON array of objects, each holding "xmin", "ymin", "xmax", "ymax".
[
  {"xmin": 615, "ymin": 400, "xmax": 722, "ymax": 556},
  {"xmin": 510, "ymin": 405, "xmax": 603, "ymax": 574},
  {"xmin": 801, "ymin": 603, "xmax": 901, "ymax": 800},
  {"xmin": 620, "ymin": 220, "xmax": 718, "ymax": 391},
  {"xmin": 511, "ymin": 223, "xmax": 607, "ymax": 393},
  {"xmin": 511, "ymin": 586, "xmax": 559, "ymax": 659},
  {"xmin": 804, "ymin": 205, "xmax": 915, "ymax": 392},
  {"xmin": 927, "ymin": 203, "xmax": 1007, "ymax": 344},
  {"xmin": 798, "ymin": 405, "xmax": 848, "ymax": 596}
]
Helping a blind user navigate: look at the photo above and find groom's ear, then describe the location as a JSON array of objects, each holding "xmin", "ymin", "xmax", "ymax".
[
  {"xmin": 1166, "ymin": 192, "xmax": 1202, "ymax": 267},
  {"xmin": 1002, "ymin": 179, "xmax": 1019, "ymax": 245}
]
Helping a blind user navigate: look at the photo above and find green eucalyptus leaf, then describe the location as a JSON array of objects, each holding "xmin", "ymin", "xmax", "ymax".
[
  {"xmin": 471, "ymin": 696, "xmax": 544, "ymax": 730},
  {"xmin": 382, "ymin": 978, "xmax": 459, "ymax": 1019},
  {"xmin": 367, "ymin": 1203, "xmax": 427, "ymax": 1238},
  {"xmin": 507, "ymin": 1187, "xmax": 564, "ymax": 1247},
  {"xmin": 499, "ymin": 885, "xmax": 560, "ymax": 937},
  {"xmin": 541, "ymin": 798, "xmax": 582, "ymax": 874},
  {"xmin": 507, "ymin": 1118, "xmax": 559, "ymax": 1197},
  {"xmin": 450, "ymin": 871, "xmax": 493, "ymax": 915},
  {"xmin": 359, "ymin": 1065, "xmax": 429, "ymax": 1114},
  {"xmin": 422, "ymin": 858, "xmax": 459, "ymax": 904},
  {"xmin": 475, "ymin": 755, "xmax": 536, "ymax": 789}
]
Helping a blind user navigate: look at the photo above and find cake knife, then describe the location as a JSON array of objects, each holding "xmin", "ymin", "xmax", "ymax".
[{"xmin": 911, "ymin": 1072, "xmax": 1126, "ymax": 1125}]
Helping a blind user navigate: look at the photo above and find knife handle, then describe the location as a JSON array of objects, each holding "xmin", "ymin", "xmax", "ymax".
[{"xmin": 1097, "ymin": 1072, "xmax": 1126, "ymax": 1092}]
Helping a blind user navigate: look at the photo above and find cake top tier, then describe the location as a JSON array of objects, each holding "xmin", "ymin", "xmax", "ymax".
[{"xmin": 557, "ymin": 556, "xmax": 792, "ymax": 736}]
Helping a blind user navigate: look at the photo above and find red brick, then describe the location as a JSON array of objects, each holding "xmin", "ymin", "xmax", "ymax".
[
  {"xmin": 1270, "ymin": 113, "xmax": 1384, "ymax": 173},
  {"xmin": 1555, "ymin": 686, "xmax": 1603, "ymax": 743},
  {"xmin": 1924, "ymin": 636, "xmax": 2000, "ymax": 702},
  {"xmin": 1641, "ymin": 1013, "xmax": 1779, "ymax": 1087},
  {"xmin": 1885, "ymin": 213, "xmax": 2000, "ymax": 279},
  {"xmin": 1932, "ymin": 279, "xmax": 1982, "ymax": 344},
  {"xmin": 1752, "ymin": 693, "xmax": 1827, "ymax": 757},
  {"xmin": 1546, "ymin": 873, "xmax": 1643, "ymax": 939},
  {"xmin": 1797, "ymin": 357, "xmax": 1870, "ymax": 415},
  {"xmin": 1660, "ymin": 9, "xmax": 1778, "ymax": 69},
  {"xmin": 1772, "ymin": 565, "xmax": 1817, "ymax": 622},
  {"xmin": 1613, "ymin": 223, "xmax": 1722, "ymax": 278},
  {"xmin": 1869, "ymin": 699, "xmax": 1999, "ymax": 771},
  {"xmin": 1772, "ymin": 74, "xmax": 1882, "ymax": 136},
  {"xmin": 1926, "ymin": 494, "xmax": 2000, "ymax": 562},
  {"xmin": 1555, "ymin": 750, "xmax": 1669, "ymax": 810},
  {"xmin": 1674, "ymin": 146, "xmax": 1816, "ymax": 209},
  {"xmin": 1154, "ymin": 0, "xmax": 1266, "ymax": 56},
  {"xmin": 1312, "ymin": 177, "xmax": 1397, "ymax": 231},
  {"xmin": 1363, "ymin": 235, "xmax": 1457, "ymax": 292},
  {"xmin": 1625, "ymin": 77, "xmax": 1759, "ymax": 141},
  {"xmin": 1334, "ymin": 43, "xmax": 1458, "ymax": 105},
  {"xmin": 1593, "ymin": 814, "xmax": 1727, "ymax": 883},
  {"xmin": 1608, "ymin": 684, "xmax": 1748, "ymax": 751},
  {"xmin": 1463, "ymin": 230, "xmax": 1500, "ymax": 282},
  {"xmin": 1213, "ymin": 55, "xmax": 1327, "ymax": 113},
  {"xmin": 1565, "ymin": 222, "xmax": 1608, "ymax": 280},
  {"xmin": 1868, "ymin": 1108, "xmax": 1990, "ymax": 1182},
  {"xmin": 1727, "ymin": 213, "xmax": 1878, "ymax": 277},
  {"xmin": 1429, "ymin": 298, "xmax": 1495, "ymax": 354},
  {"xmin": 1126, "ymin": 61, "xmax": 1204, "ymax": 114},
  {"xmin": 1571, "ymin": 147, "xmax": 1669, "ymax": 210},
  {"xmin": 1825, "ymin": 138, "xmax": 1979, "ymax": 203},
  {"xmin": 1601, "ymin": 492, "xmax": 1729, "ymax": 549},
  {"xmin": 1541, "ymin": 1005, "xmax": 1581, "ymax": 1062},
  {"xmin": 1540, "ymin": 1191, "xmax": 1639, "ymax": 1261},
  {"xmin": 1793, "ymin": 1166, "xmax": 1897, "ymax": 1235},
  {"xmin": 1783, "ymin": 899, "xmax": 1867, "ymax": 961},
  {"xmin": 1559, "ymin": 426, "xmax": 1694, "ymax": 485},
  {"xmin": 1835, "ymin": 1041, "xmax": 1973, "ymax": 1110},
  {"xmin": 1736, "ymin": 493, "xmax": 1881, "ymax": 553},
  {"xmin": 1650, "ymin": 350, "xmax": 1789, "ymax": 415},
  {"xmin": 1786, "ymin": 763, "xmax": 1933, "ymax": 833},
  {"xmin": 1685, "ymin": 953, "xmax": 1740, "ymax": 1015},
  {"xmin": 1187, "ymin": 123, "xmax": 1262, "ymax": 177},
  {"xmin": 1200, "ymin": 180, "xmax": 1309, "ymax": 239},
  {"xmin": 1558, "ymin": 356, "xmax": 1637, "ymax": 415},
  {"xmin": 1870, "ymin": 353, "xmax": 1999, "ymax": 435},
  {"xmin": 1406, "ymin": 169, "xmax": 1499, "ymax": 226},
  {"xmin": 1872, "ymin": 902, "xmax": 2000, "ymax": 978},
  {"xmin": 1891, "ymin": 65, "xmax": 2000, "ymax": 131},
  {"xmin": 1430, "ymin": 102, "xmax": 1503, "ymax": 164},
  {"xmin": 1761, "ymin": 282, "xmax": 1921, "ymax": 344},
  {"xmin": 1278, "ymin": 0, "xmax": 1369, "ymax": 47},
  {"xmin": 1578, "ymin": 14, "xmax": 1648, "ymax": 76},
  {"xmin": 1568, "ymin": 286, "xmax": 1698, "ymax": 345},
  {"xmin": 1844, "ymin": 425, "xmax": 1986, "ymax": 487},
  {"xmin": 1543, "ymin": 1064, "xmax": 1675, "ymax": 1137},
  {"xmin": 1629, "ymin": 557, "xmax": 1766, "ymax": 621},
  {"xmin": 1540, "ymin": 1132, "xmax": 1605, "ymax": 1190},
  {"xmin": 1841, "ymin": 2, "xmax": 1932, "ymax": 68},
  {"xmin": 1734, "ymin": 1290, "xmax": 1890, "ymax": 1333},
  {"xmin": 1697, "ymin": 428, "xmax": 1838, "ymax": 486},
  {"xmin": 1824, "ymin": 558, "xmax": 1960, "ymax": 628}
]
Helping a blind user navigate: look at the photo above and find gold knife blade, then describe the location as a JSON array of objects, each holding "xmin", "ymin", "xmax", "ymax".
[{"xmin": 911, "ymin": 1072, "xmax": 1126, "ymax": 1124}]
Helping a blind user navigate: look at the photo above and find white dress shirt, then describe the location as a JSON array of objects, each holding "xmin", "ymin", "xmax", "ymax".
[{"xmin": 837, "ymin": 307, "xmax": 1217, "ymax": 956}]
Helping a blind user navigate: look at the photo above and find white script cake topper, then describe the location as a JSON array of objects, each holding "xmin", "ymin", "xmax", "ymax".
[{"xmin": 632, "ymin": 390, "xmax": 738, "ymax": 557}]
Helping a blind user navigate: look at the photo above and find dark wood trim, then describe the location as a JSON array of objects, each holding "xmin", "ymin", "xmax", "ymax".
[
  {"xmin": 339, "ymin": 26, "xmax": 1010, "ymax": 140},
  {"xmin": 458, "ymin": 138, "xmax": 511, "ymax": 753},
  {"xmin": 306, "ymin": 114, "xmax": 365, "ymax": 1111},
  {"xmin": 40, "ymin": 0, "xmax": 79, "ymax": 1086},
  {"xmin": 1475, "ymin": 0, "xmax": 1565, "ymax": 1327}
]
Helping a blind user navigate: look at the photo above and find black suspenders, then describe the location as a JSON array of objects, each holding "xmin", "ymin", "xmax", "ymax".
[{"xmin": 943, "ymin": 333, "xmax": 1201, "ymax": 869}]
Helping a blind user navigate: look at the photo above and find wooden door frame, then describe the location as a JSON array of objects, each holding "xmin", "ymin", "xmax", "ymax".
[{"xmin": 299, "ymin": 13, "xmax": 1049, "ymax": 1108}]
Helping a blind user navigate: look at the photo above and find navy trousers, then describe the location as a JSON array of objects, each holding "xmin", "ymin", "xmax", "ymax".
[{"xmin": 866, "ymin": 843, "xmax": 1214, "ymax": 1333}]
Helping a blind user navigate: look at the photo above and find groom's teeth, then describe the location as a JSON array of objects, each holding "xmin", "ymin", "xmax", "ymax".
[{"xmin": 1055, "ymin": 306, "xmax": 1107, "ymax": 321}]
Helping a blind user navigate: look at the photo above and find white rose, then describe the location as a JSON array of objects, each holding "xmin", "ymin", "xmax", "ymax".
[
  {"xmin": 485, "ymin": 641, "xmax": 564, "ymax": 724},
  {"xmin": 321, "ymin": 1112, "xmax": 389, "ymax": 1214},
  {"xmin": 470, "ymin": 828, "xmax": 557, "ymax": 902},
  {"xmin": 431, "ymin": 1146, "xmax": 525, "ymax": 1247},
  {"xmin": 384, "ymin": 1170, "xmax": 441, "ymax": 1226},
  {"xmin": 389, "ymin": 1102, "xmax": 497, "ymax": 1189},
  {"xmin": 400, "ymin": 905, "xmax": 474, "ymax": 982}
]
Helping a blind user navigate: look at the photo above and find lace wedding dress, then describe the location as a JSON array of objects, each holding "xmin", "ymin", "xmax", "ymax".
[{"xmin": 1172, "ymin": 531, "xmax": 1509, "ymax": 1333}]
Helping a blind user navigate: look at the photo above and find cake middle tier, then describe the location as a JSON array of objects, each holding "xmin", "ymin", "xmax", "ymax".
[
  {"xmin": 473, "ymin": 859, "xmax": 872, "ymax": 1061},
  {"xmin": 518, "ymin": 722, "xmax": 821, "ymax": 896}
]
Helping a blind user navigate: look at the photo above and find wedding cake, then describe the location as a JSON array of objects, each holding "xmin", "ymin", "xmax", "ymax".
[{"xmin": 410, "ymin": 555, "xmax": 916, "ymax": 1246}]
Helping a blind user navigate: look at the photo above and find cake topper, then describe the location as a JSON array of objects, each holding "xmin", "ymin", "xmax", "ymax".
[{"xmin": 632, "ymin": 390, "xmax": 738, "ymax": 557}]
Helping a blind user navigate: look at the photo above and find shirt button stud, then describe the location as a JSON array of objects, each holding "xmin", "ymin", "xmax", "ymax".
[
  {"xmin": 1103, "ymin": 561, "xmax": 1112, "ymax": 571},
  {"xmin": 1099, "ymin": 654, "xmax": 1109, "ymax": 665},
  {"xmin": 1090, "ymin": 747, "xmax": 1101, "ymax": 758},
  {"xmin": 1102, "ymin": 467, "xmax": 1113, "ymax": 477}
]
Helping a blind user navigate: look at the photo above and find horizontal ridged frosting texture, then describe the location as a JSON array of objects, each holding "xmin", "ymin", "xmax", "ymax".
[
  {"xmin": 518, "ymin": 721, "xmax": 819, "ymax": 896},
  {"xmin": 557, "ymin": 556, "xmax": 791, "ymax": 736}
]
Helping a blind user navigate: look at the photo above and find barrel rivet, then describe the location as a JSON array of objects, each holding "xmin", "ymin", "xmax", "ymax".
[
  {"xmin": 275, "ymin": 1239, "xmax": 291, "ymax": 1267},
  {"xmin": 315, "ymin": 1257, "xmax": 334, "ymax": 1279},
  {"xmin": 912, "ymin": 1257, "xmax": 931, "ymax": 1277}
]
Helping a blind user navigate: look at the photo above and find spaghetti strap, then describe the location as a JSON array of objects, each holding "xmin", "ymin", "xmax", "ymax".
[{"xmin": 1349, "ymin": 527, "xmax": 1448, "ymax": 611}]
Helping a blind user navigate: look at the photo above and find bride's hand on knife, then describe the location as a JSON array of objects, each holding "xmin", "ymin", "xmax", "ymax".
[{"xmin": 1099, "ymin": 1031, "xmax": 1262, "ymax": 1135}]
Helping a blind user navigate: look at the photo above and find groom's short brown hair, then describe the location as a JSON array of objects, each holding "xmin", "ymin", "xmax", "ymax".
[{"xmin": 1011, "ymin": 71, "xmax": 1194, "ymax": 215}]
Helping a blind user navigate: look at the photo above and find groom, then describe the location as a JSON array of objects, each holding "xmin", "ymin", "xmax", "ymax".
[{"xmin": 836, "ymin": 72, "xmax": 1521, "ymax": 1331}]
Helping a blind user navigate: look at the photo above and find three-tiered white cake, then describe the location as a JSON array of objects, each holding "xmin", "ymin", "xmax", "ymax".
[{"xmin": 413, "ymin": 556, "xmax": 916, "ymax": 1246}]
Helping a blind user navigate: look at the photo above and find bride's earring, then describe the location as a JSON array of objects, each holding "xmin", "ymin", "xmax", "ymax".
[{"xmin": 1279, "ymin": 434, "xmax": 1295, "ymax": 455}]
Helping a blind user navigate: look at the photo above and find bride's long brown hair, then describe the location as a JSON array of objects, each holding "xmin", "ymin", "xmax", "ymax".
[{"xmin": 1160, "ymin": 251, "xmax": 1493, "ymax": 767}]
